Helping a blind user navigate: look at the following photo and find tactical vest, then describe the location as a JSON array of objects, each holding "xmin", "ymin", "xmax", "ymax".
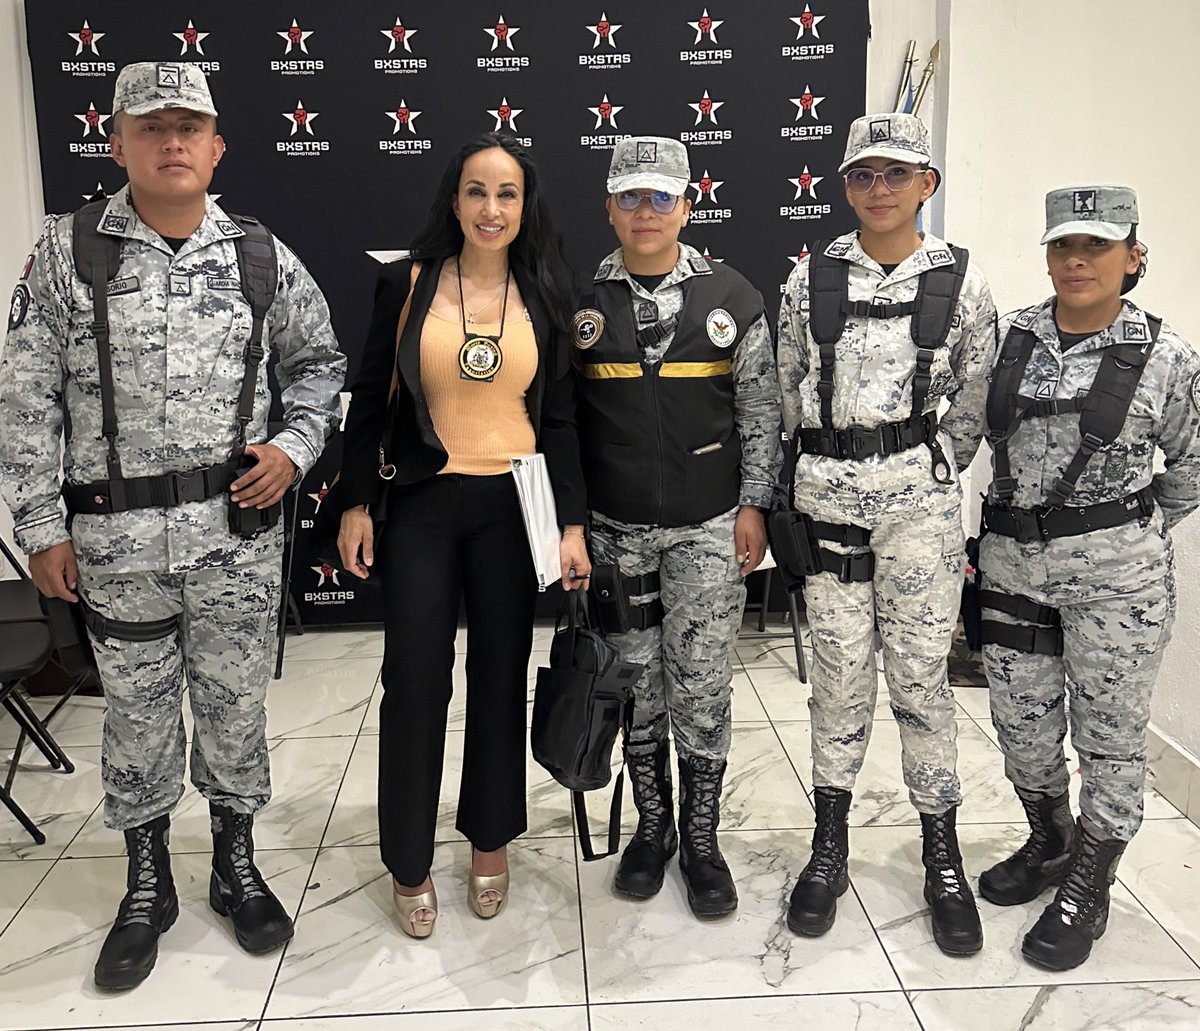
[
  {"xmin": 801, "ymin": 240, "xmax": 969, "ymax": 480},
  {"xmin": 574, "ymin": 260, "xmax": 762, "ymax": 527},
  {"xmin": 61, "ymin": 199, "xmax": 278, "ymax": 517},
  {"xmin": 985, "ymin": 308, "xmax": 1162, "ymax": 511}
]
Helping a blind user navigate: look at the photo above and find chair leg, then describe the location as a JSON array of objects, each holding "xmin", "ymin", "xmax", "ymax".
[
  {"xmin": 4, "ymin": 693, "xmax": 73, "ymax": 774},
  {"xmin": 787, "ymin": 589, "xmax": 808, "ymax": 682},
  {"xmin": 758, "ymin": 568, "xmax": 771, "ymax": 632},
  {"xmin": 0, "ymin": 782, "xmax": 45, "ymax": 845}
]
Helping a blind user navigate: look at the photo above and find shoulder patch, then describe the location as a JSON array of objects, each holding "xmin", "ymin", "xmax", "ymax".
[
  {"xmin": 926, "ymin": 248, "xmax": 955, "ymax": 267},
  {"xmin": 8, "ymin": 283, "xmax": 31, "ymax": 331},
  {"xmin": 1012, "ymin": 308, "xmax": 1038, "ymax": 330},
  {"xmin": 594, "ymin": 261, "xmax": 613, "ymax": 282},
  {"xmin": 706, "ymin": 308, "xmax": 737, "ymax": 348},
  {"xmin": 1121, "ymin": 320, "xmax": 1149, "ymax": 342},
  {"xmin": 824, "ymin": 239, "xmax": 852, "ymax": 258},
  {"xmin": 215, "ymin": 219, "xmax": 241, "ymax": 237},
  {"xmin": 688, "ymin": 255, "xmax": 711, "ymax": 274},
  {"xmin": 100, "ymin": 213, "xmax": 128, "ymax": 234},
  {"xmin": 573, "ymin": 308, "xmax": 605, "ymax": 349}
]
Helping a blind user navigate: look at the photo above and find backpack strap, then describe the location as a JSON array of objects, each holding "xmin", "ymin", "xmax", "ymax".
[
  {"xmin": 1044, "ymin": 314, "xmax": 1161, "ymax": 509},
  {"xmin": 227, "ymin": 214, "xmax": 278, "ymax": 454},
  {"xmin": 805, "ymin": 242, "xmax": 848, "ymax": 430},
  {"xmin": 72, "ymin": 199, "xmax": 125, "ymax": 483},
  {"xmin": 986, "ymin": 317, "xmax": 1041, "ymax": 504},
  {"xmin": 909, "ymin": 245, "xmax": 969, "ymax": 417}
]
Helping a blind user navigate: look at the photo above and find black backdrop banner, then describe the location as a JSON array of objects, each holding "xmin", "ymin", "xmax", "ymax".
[{"xmin": 25, "ymin": 0, "xmax": 869, "ymax": 625}]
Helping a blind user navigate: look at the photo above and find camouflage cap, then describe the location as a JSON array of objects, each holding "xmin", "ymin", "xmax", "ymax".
[
  {"xmin": 839, "ymin": 112, "xmax": 933, "ymax": 173},
  {"xmin": 113, "ymin": 61, "xmax": 218, "ymax": 118},
  {"xmin": 606, "ymin": 136, "xmax": 690, "ymax": 195},
  {"xmin": 1040, "ymin": 185, "xmax": 1138, "ymax": 244}
]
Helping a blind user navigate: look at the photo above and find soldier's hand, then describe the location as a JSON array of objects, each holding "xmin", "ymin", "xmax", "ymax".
[
  {"xmin": 29, "ymin": 540, "xmax": 79, "ymax": 602},
  {"xmin": 560, "ymin": 525, "xmax": 591, "ymax": 591},
  {"xmin": 231, "ymin": 443, "xmax": 297, "ymax": 509},
  {"xmin": 734, "ymin": 505, "xmax": 767, "ymax": 578},
  {"xmin": 338, "ymin": 506, "xmax": 375, "ymax": 580}
]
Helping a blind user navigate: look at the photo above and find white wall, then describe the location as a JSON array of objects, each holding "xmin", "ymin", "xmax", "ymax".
[
  {"xmin": 0, "ymin": 0, "xmax": 42, "ymax": 573},
  {"xmin": 943, "ymin": 0, "xmax": 1200, "ymax": 760}
]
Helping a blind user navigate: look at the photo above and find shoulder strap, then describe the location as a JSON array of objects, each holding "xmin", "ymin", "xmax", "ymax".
[
  {"xmin": 986, "ymin": 322, "xmax": 1040, "ymax": 504},
  {"xmin": 72, "ymin": 200, "xmax": 124, "ymax": 481},
  {"xmin": 227, "ymin": 214, "xmax": 279, "ymax": 452},
  {"xmin": 806, "ymin": 242, "xmax": 846, "ymax": 430},
  {"xmin": 388, "ymin": 262, "xmax": 422, "ymax": 404},
  {"xmin": 909, "ymin": 245, "xmax": 970, "ymax": 418},
  {"xmin": 1045, "ymin": 316, "xmax": 1161, "ymax": 509}
]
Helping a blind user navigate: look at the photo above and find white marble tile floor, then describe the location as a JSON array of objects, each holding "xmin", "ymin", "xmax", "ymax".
[{"xmin": 0, "ymin": 620, "xmax": 1195, "ymax": 1030}]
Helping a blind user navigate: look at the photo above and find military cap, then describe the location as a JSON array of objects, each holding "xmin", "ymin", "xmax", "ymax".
[
  {"xmin": 113, "ymin": 61, "xmax": 218, "ymax": 118},
  {"xmin": 839, "ymin": 112, "xmax": 934, "ymax": 173},
  {"xmin": 1041, "ymin": 185, "xmax": 1138, "ymax": 244},
  {"xmin": 606, "ymin": 136, "xmax": 690, "ymax": 195}
]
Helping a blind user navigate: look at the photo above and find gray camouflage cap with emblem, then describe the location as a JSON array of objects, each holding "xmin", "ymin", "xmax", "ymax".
[
  {"xmin": 1040, "ymin": 185, "xmax": 1138, "ymax": 244},
  {"xmin": 606, "ymin": 136, "xmax": 691, "ymax": 195},
  {"xmin": 112, "ymin": 61, "xmax": 219, "ymax": 118},
  {"xmin": 839, "ymin": 112, "xmax": 934, "ymax": 174}
]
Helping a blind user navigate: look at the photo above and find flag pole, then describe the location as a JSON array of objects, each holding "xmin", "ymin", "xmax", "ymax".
[
  {"xmin": 893, "ymin": 39, "xmax": 917, "ymax": 112},
  {"xmin": 912, "ymin": 40, "xmax": 941, "ymax": 115}
]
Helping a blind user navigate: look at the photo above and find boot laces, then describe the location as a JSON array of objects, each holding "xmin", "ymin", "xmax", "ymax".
[
  {"xmin": 925, "ymin": 813, "xmax": 966, "ymax": 899},
  {"xmin": 683, "ymin": 764, "xmax": 721, "ymax": 861},
  {"xmin": 121, "ymin": 825, "xmax": 162, "ymax": 926},
  {"xmin": 629, "ymin": 752, "xmax": 669, "ymax": 840},
  {"xmin": 1012, "ymin": 794, "xmax": 1059, "ymax": 865},
  {"xmin": 804, "ymin": 797, "xmax": 847, "ymax": 884},
  {"xmin": 224, "ymin": 815, "xmax": 267, "ymax": 901},
  {"xmin": 1052, "ymin": 831, "xmax": 1107, "ymax": 926}
]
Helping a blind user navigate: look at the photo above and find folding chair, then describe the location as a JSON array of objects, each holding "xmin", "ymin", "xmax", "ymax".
[{"xmin": 0, "ymin": 539, "xmax": 76, "ymax": 845}]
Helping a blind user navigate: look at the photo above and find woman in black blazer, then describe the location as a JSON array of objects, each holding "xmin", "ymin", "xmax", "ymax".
[{"xmin": 338, "ymin": 133, "xmax": 588, "ymax": 938}]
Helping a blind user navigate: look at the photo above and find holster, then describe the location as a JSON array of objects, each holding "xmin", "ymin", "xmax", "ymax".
[
  {"xmin": 961, "ymin": 533, "xmax": 984, "ymax": 652},
  {"xmin": 590, "ymin": 564, "xmax": 631, "ymax": 635},
  {"xmin": 227, "ymin": 458, "xmax": 283, "ymax": 538},
  {"xmin": 766, "ymin": 507, "xmax": 821, "ymax": 589}
]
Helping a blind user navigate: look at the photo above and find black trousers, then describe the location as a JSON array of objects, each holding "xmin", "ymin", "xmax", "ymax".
[{"xmin": 377, "ymin": 473, "xmax": 536, "ymax": 885}]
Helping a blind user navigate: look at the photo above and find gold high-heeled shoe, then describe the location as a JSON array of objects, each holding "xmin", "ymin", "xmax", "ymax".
[
  {"xmin": 393, "ymin": 878, "xmax": 437, "ymax": 939},
  {"xmin": 468, "ymin": 850, "xmax": 509, "ymax": 920}
]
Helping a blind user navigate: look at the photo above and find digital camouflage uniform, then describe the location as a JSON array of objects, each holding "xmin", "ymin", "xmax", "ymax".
[
  {"xmin": 777, "ymin": 230, "xmax": 998, "ymax": 814},
  {"xmin": 0, "ymin": 184, "xmax": 346, "ymax": 830},
  {"xmin": 590, "ymin": 242, "xmax": 781, "ymax": 763},
  {"xmin": 981, "ymin": 298, "xmax": 1200, "ymax": 840}
]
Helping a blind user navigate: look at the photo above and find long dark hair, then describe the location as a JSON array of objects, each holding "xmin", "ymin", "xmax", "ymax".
[{"xmin": 409, "ymin": 132, "xmax": 574, "ymax": 331}]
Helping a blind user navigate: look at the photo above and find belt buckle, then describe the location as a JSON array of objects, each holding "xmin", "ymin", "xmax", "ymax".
[
  {"xmin": 170, "ymin": 470, "xmax": 206, "ymax": 505},
  {"xmin": 834, "ymin": 428, "xmax": 856, "ymax": 460}
]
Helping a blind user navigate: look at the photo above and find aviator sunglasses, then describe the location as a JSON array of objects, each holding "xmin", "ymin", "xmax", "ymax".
[{"xmin": 614, "ymin": 189, "xmax": 682, "ymax": 214}]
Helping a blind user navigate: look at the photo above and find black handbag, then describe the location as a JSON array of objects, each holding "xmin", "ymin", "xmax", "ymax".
[{"xmin": 531, "ymin": 590, "xmax": 644, "ymax": 861}]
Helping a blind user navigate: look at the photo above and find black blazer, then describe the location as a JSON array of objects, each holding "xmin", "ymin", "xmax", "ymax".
[{"xmin": 340, "ymin": 256, "xmax": 587, "ymax": 524}]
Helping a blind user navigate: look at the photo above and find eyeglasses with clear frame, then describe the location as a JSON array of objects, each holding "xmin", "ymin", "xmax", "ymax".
[
  {"xmin": 613, "ymin": 189, "xmax": 681, "ymax": 214},
  {"xmin": 843, "ymin": 164, "xmax": 925, "ymax": 194}
]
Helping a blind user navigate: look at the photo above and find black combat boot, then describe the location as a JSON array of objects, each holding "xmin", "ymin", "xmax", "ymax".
[
  {"xmin": 209, "ymin": 804, "xmax": 294, "ymax": 953},
  {"xmin": 979, "ymin": 788, "xmax": 1075, "ymax": 906},
  {"xmin": 677, "ymin": 755, "xmax": 738, "ymax": 917},
  {"xmin": 921, "ymin": 806, "xmax": 983, "ymax": 956},
  {"xmin": 94, "ymin": 813, "xmax": 178, "ymax": 990},
  {"xmin": 1022, "ymin": 818, "xmax": 1127, "ymax": 971},
  {"xmin": 614, "ymin": 742, "xmax": 678, "ymax": 898},
  {"xmin": 787, "ymin": 786, "xmax": 852, "ymax": 936}
]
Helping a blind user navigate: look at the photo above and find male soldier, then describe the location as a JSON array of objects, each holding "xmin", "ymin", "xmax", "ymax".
[
  {"xmin": 0, "ymin": 63, "xmax": 345, "ymax": 989},
  {"xmin": 573, "ymin": 137, "xmax": 781, "ymax": 917},
  {"xmin": 776, "ymin": 113, "xmax": 997, "ymax": 954}
]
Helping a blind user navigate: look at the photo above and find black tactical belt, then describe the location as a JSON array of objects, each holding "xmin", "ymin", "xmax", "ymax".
[
  {"xmin": 811, "ymin": 519, "xmax": 872, "ymax": 548},
  {"xmin": 63, "ymin": 460, "xmax": 240, "ymax": 516},
  {"xmin": 798, "ymin": 412, "xmax": 937, "ymax": 462},
  {"xmin": 79, "ymin": 597, "xmax": 179, "ymax": 643},
  {"xmin": 982, "ymin": 486, "xmax": 1155, "ymax": 544}
]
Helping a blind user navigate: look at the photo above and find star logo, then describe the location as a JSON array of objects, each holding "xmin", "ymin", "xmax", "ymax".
[
  {"xmin": 588, "ymin": 94, "xmax": 623, "ymax": 129},
  {"xmin": 75, "ymin": 103, "xmax": 111, "ymax": 138},
  {"xmin": 484, "ymin": 14, "xmax": 521, "ymax": 51},
  {"xmin": 68, "ymin": 20, "xmax": 105, "ymax": 56},
  {"xmin": 787, "ymin": 244, "xmax": 812, "ymax": 266},
  {"xmin": 311, "ymin": 562, "xmax": 340, "ymax": 588},
  {"xmin": 690, "ymin": 170, "xmax": 725, "ymax": 205},
  {"xmin": 172, "ymin": 20, "xmax": 210, "ymax": 56},
  {"xmin": 278, "ymin": 19, "xmax": 314, "ymax": 55},
  {"xmin": 688, "ymin": 89, "xmax": 724, "ymax": 126},
  {"xmin": 307, "ymin": 481, "xmax": 332, "ymax": 512},
  {"xmin": 283, "ymin": 101, "xmax": 319, "ymax": 136},
  {"xmin": 487, "ymin": 97, "xmax": 523, "ymax": 132},
  {"xmin": 701, "ymin": 246, "xmax": 725, "ymax": 264},
  {"xmin": 387, "ymin": 100, "xmax": 422, "ymax": 134},
  {"xmin": 790, "ymin": 4, "xmax": 826, "ymax": 39},
  {"xmin": 790, "ymin": 85, "xmax": 825, "ymax": 120},
  {"xmin": 788, "ymin": 166, "xmax": 824, "ymax": 199},
  {"xmin": 588, "ymin": 11, "xmax": 622, "ymax": 48},
  {"xmin": 687, "ymin": 8, "xmax": 724, "ymax": 44},
  {"xmin": 82, "ymin": 182, "xmax": 108, "ymax": 203},
  {"xmin": 382, "ymin": 17, "xmax": 417, "ymax": 53}
]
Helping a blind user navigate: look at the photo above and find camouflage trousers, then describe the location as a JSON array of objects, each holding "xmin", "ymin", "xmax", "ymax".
[
  {"xmin": 79, "ymin": 556, "xmax": 281, "ymax": 831},
  {"xmin": 590, "ymin": 507, "xmax": 745, "ymax": 762},
  {"xmin": 804, "ymin": 501, "xmax": 964, "ymax": 814},
  {"xmin": 980, "ymin": 512, "xmax": 1175, "ymax": 841}
]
